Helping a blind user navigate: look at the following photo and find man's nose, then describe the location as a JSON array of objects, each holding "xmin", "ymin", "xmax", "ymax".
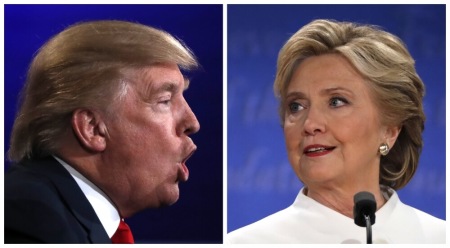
[{"xmin": 182, "ymin": 102, "xmax": 200, "ymax": 136}]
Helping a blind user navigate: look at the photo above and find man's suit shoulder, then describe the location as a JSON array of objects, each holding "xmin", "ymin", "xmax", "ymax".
[{"xmin": 4, "ymin": 159, "xmax": 92, "ymax": 243}]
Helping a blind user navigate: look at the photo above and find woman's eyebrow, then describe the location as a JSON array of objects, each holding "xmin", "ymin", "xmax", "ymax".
[
  {"xmin": 320, "ymin": 86, "xmax": 354, "ymax": 96},
  {"xmin": 285, "ymin": 91, "xmax": 307, "ymax": 100}
]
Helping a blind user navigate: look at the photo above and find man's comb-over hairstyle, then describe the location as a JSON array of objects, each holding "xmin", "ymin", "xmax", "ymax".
[{"xmin": 9, "ymin": 20, "xmax": 198, "ymax": 162}]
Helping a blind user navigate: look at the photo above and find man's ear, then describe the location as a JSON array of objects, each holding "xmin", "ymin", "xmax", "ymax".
[{"xmin": 71, "ymin": 109, "xmax": 107, "ymax": 152}]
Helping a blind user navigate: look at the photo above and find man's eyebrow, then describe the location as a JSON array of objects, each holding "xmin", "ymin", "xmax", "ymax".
[
  {"xmin": 156, "ymin": 82, "xmax": 177, "ymax": 93},
  {"xmin": 142, "ymin": 78, "xmax": 188, "ymax": 98}
]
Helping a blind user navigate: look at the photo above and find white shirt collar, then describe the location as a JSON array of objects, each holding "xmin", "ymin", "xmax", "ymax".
[
  {"xmin": 53, "ymin": 155, "xmax": 120, "ymax": 238},
  {"xmin": 298, "ymin": 185, "xmax": 397, "ymax": 225}
]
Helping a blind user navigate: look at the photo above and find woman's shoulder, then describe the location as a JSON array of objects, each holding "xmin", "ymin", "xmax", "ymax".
[
  {"xmin": 390, "ymin": 189, "xmax": 445, "ymax": 226},
  {"xmin": 393, "ymin": 194, "xmax": 446, "ymax": 243},
  {"xmin": 408, "ymin": 205, "xmax": 445, "ymax": 243},
  {"xmin": 408, "ymin": 205, "xmax": 446, "ymax": 229}
]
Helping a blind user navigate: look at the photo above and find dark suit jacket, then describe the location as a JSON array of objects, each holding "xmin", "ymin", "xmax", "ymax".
[{"xmin": 4, "ymin": 156, "xmax": 112, "ymax": 243}]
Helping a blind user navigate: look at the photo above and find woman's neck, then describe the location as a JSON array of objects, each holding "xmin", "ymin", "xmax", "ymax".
[{"xmin": 304, "ymin": 185, "xmax": 387, "ymax": 219}]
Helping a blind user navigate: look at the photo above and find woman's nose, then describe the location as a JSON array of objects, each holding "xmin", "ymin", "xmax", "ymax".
[{"xmin": 302, "ymin": 106, "xmax": 326, "ymax": 136}]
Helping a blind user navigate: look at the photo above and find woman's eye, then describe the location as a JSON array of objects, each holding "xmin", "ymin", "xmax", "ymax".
[
  {"xmin": 329, "ymin": 97, "xmax": 348, "ymax": 107},
  {"xmin": 288, "ymin": 102, "xmax": 304, "ymax": 113}
]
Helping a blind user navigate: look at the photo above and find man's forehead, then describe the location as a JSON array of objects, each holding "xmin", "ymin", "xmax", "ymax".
[
  {"xmin": 146, "ymin": 78, "xmax": 190, "ymax": 94},
  {"xmin": 127, "ymin": 64, "xmax": 187, "ymax": 88}
]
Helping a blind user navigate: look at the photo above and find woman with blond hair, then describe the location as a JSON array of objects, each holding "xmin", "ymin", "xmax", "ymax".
[{"xmin": 227, "ymin": 19, "xmax": 445, "ymax": 244}]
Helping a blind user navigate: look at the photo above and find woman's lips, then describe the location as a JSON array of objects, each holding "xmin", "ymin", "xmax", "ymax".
[{"xmin": 303, "ymin": 144, "xmax": 335, "ymax": 157}]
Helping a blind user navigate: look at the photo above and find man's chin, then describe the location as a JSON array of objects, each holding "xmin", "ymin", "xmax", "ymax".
[
  {"xmin": 157, "ymin": 187, "xmax": 180, "ymax": 207},
  {"xmin": 158, "ymin": 196, "xmax": 179, "ymax": 207}
]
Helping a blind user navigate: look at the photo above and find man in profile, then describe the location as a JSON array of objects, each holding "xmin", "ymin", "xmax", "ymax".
[{"xmin": 5, "ymin": 20, "xmax": 200, "ymax": 244}]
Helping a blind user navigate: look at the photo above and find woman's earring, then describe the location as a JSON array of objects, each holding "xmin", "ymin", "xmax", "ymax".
[{"xmin": 379, "ymin": 143, "xmax": 390, "ymax": 156}]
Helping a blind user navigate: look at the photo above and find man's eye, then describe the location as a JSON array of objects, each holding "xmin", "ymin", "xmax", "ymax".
[{"xmin": 158, "ymin": 94, "xmax": 172, "ymax": 105}]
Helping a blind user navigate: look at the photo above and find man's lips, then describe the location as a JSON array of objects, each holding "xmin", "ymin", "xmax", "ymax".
[
  {"xmin": 182, "ymin": 145, "xmax": 197, "ymax": 164},
  {"xmin": 303, "ymin": 144, "xmax": 335, "ymax": 157},
  {"xmin": 178, "ymin": 145, "xmax": 197, "ymax": 182}
]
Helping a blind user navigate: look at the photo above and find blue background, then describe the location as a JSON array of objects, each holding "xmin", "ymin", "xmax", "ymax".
[
  {"xmin": 228, "ymin": 4, "xmax": 446, "ymax": 232},
  {"xmin": 4, "ymin": 4, "xmax": 223, "ymax": 243}
]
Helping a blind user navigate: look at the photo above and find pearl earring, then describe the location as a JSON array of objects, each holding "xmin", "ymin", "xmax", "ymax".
[{"xmin": 379, "ymin": 143, "xmax": 389, "ymax": 156}]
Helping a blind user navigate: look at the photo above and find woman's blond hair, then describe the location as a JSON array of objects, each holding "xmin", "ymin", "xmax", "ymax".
[{"xmin": 274, "ymin": 19, "xmax": 425, "ymax": 189}]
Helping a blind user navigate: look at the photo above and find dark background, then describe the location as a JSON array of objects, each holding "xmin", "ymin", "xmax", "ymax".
[
  {"xmin": 4, "ymin": 4, "xmax": 223, "ymax": 244},
  {"xmin": 228, "ymin": 4, "xmax": 446, "ymax": 232}
]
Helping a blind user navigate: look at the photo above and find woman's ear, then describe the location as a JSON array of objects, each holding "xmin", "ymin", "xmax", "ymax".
[
  {"xmin": 71, "ymin": 109, "xmax": 107, "ymax": 152},
  {"xmin": 385, "ymin": 125, "xmax": 401, "ymax": 149}
]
